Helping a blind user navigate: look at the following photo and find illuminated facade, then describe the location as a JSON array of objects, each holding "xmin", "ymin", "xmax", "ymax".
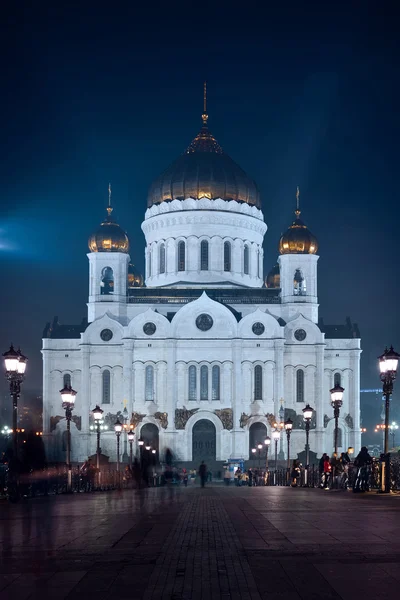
[{"xmin": 42, "ymin": 103, "xmax": 361, "ymax": 466}]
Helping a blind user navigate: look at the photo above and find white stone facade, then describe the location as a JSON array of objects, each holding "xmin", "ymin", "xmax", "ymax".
[{"xmin": 42, "ymin": 197, "xmax": 361, "ymax": 465}]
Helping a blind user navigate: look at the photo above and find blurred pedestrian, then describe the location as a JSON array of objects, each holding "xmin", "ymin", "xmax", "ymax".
[{"xmin": 198, "ymin": 461, "xmax": 207, "ymax": 487}]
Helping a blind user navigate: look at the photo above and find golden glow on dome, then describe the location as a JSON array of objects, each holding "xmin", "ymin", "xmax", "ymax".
[
  {"xmin": 128, "ymin": 263, "xmax": 144, "ymax": 288},
  {"xmin": 279, "ymin": 188, "xmax": 318, "ymax": 255},
  {"xmin": 265, "ymin": 263, "xmax": 280, "ymax": 288},
  {"xmin": 88, "ymin": 186, "xmax": 129, "ymax": 253}
]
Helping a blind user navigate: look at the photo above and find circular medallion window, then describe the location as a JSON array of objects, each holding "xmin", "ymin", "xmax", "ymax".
[
  {"xmin": 100, "ymin": 328, "xmax": 113, "ymax": 342},
  {"xmin": 294, "ymin": 328, "xmax": 307, "ymax": 342},
  {"xmin": 143, "ymin": 322, "xmax": 157, "ymax": 336},
  {"xmin": 196, "ymin": 313, "xmax": 214, "ymax": 331},
  {"xmin": 252, "ymin": 322, "xmax": 265, "ymax": 336}
]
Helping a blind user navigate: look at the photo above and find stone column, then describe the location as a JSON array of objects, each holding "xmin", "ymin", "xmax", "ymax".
[
  {"xmin": 123, "ymin": 340, "xmax": 133, "ymax": 412},
  {"xmin": 314, "ymin": 344, "xmax": 325, "ymax": 456},
  {"xmin": 274, "ymin": 340, "xmax": 284, "ymax": 421},
  {"xmin": 79, "ymin": 344, "xmax": 91, "ymax": 461},
  {"xmin": 163, "ymin": 340, "xmax": 178, "ymax": 453},
  {"xmin": 232, "ymin": 340, "xmax": 245, "ymax": 457},
  {"xmin": 349, "ymin": 349, "xmax": 362, "ymax": 452}
]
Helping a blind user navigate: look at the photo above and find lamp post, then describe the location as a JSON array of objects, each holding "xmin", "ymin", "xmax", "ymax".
[
  {"xmin": 138, "ymin": 436, "xmax": 144, "ymax": 471},
  {"xmin": 122, "ymin": 406, "xmax": 129, "ymax": 463},
  {"xmin": 284, "ymin": 419, "xmax": 293, "ymax": 483},
  {"xmin": 264, "ymin": 436, "xmax": 271, "ymax": 470},
  {"xmin": 114, "ymin": 419, "xmax": 123, "ymax": 488},
  {"xmin": 257, "ymin": 442, "xmax": 263, "ymax": 469},
  {"xmin": 272, "ymin": 429, "xmax": 280, "ymax": 485},
  {"xmin": 60, "ymin": 384, "xmax": 77, "ymax": 493},
  {"xmin": 3, "ymin": 345, "xmax": 27, "ymax": 460},
  {"xmin": 278, "ymin": 401, "xmax": 285, "ymax": 459},
  {"xmin": 378, "ymin": 345, "xmax": 400, "ymax": 493},
  {"xmin": 128, "ymin": 429, "xmax": 135, "ymax": 469},
  {"xmin": 302, "ymin": 404, "xmax": 313, "ymax": 486},
  {"xmin": 92, "ymin": 405, "xmax": 104, "ymax": 484},
  {"xmin": 330, "ymin": 382, "xmax": 345, "ymax": 455}
]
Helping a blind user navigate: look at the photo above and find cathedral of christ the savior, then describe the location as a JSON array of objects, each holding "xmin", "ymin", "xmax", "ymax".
[{"xmin": 42, "ymin": 97, "xmax": 361, "ymax": 468}]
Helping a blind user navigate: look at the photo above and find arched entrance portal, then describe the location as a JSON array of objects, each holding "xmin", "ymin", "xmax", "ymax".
[
  {"xmin": 141, "ymin": 423, "xmax": 159, "ymax": 462},
  {"xmin": 192, "ymin": 419, "xmax": 216, "ymax": 464},
  {"xmin": 249, "ymin": 422, "xmax": 268, "ymax": 466}
]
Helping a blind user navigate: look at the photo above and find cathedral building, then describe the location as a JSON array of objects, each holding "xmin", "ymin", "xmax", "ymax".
[{"xmin": 42, "ymin": 101, "xmax": 361, "ymax": 467}]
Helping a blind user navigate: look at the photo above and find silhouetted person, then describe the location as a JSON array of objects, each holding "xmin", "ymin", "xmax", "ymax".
[
  {"xmin": 353, "ymin": 446, "xmax": 372, "ymax": 492},
  {"xmin": 199, "ymin": 461, "xmax": 207, "ymax": 487}
]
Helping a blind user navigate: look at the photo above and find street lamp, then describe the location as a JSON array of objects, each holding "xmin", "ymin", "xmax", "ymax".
[
  {"xmin": 389, "ymin": 422, "xmax": 398, "ymax": 448},
  {"xmin": 264, "ymin": 436, "xmax": 271, "ymax": 470},
  {"xmin": 272, "ymin": 429, "xmax": 280, "ymax": 484},
  {"xmin": 138, "ymin": 436, "xmax": 144, "ymax": 470},
  {"xmin": 60, "ymin": 384, "xmax": 77, "ymax": 493},
  {"xmin": 145, "ymin": 443, "xmax": 151, "ymax": 451},
  {"xmin": 302, "ymin": 404, "xmax": 313, "ymax": 486},
  {"xmin": 114, "ymin": 419, "xmax": 123, "ymax": 487},
  {"xmin": 127, "ymin": 429, "xmax": 135, "ymax": 468},
  {"xmin": 379, "ymin": 345, "xmax": 400, "ymax": 492},
  {"xmin": 257, "ymin": 442, "xmax": 263, "ymax": 469},
  {"xmin": 284, "ymin": 419, "xmax": 293, "ymax": 482},
  {"xmin": 92, "ymin": 405, "xmax": 104, "ymax": 482},
  {"xmin": 3, "ymin": 345, "xmax": 27, "ymax": 460},
  {"xmin": 330, "ymin": 382, "xmax": 344, "ymax": 455}
]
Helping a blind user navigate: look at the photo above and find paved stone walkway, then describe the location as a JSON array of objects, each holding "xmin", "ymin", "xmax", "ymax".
[{"xmin": 1, "ymin": 485, "xmax": 400, "ymax": 599}]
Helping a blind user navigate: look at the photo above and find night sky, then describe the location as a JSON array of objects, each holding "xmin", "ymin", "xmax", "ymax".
[{"xmin": 1, "ymin": 2, "xmax": 399, "ymax": 443}]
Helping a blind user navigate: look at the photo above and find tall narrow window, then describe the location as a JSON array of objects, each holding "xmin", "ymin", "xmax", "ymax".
[
  {"xmin": 257, "ymin": 249, "xmax": 260, "ymax": 278},
  {"xmin": 145, "ymin": 365, "xmax": 154, "ymax": 401},
  {"xmin": 148, "ymin": 249, "xmax": 152, "ymax": 277},
  {"xmin": 178, "ymin": 241, "xmax": 185, "ymax": 271},
  {"xmin": 100, "ymin": 267, "xmax": 114, "ymax": 295},
  {"xmin": 334, "ymin": 372, "xmax": 341, "ymax": 387},
  {"xmin": 188, "ymin": 365, "xmax": 197, "ymax": 401},
  {"xmin": 102, "ymin": 369, "xmax": 111, "ymax": 404},
  {"xmin": 224, "ymin": 241, "xmax": 231, "ymax": 272},
  {"xmin": 200, "ymin": 240, "xmax": 209, "ymax": 270},
  {"xmin": 296, "ymin": 369, "xmax": 304, "ymax": 403},
  {"xmin": 212, "ymin": 365, "xmax": 220, "ymax": 400},
  {"xmin": 254, "ymin": 365, "xmax": 263, "ymax": 401},
  {"xmin": 159, "ymin": 243, "xmax": 166, "ymax": 274},
  {"xmin": 244, "ymin": 245, "xmax": 249, "ymax": 275},
  {"xmin": 63, "ymin": 373, "xmax": 71, "ymax": 388},
  {"xmin": 200, "ymin": 365, "xmax": 208, "ymax": 400}
]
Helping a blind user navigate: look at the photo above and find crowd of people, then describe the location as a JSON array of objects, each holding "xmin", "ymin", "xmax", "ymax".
[{"xmin": 318, "ymin": 447, "xmax": 373, "ymax": 492}]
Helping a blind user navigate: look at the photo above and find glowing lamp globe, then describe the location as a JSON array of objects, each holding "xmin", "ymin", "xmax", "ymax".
[
  {"xmin": 302, "ymin": 404, "xmax": 313, "ymax": 421},
  {"xmin": 264, "ymin": 436, "xmax": 271, "ymax": 446},
  {"xmin": 59, "ymin": 385, "xmax": 77, "ymax": 406},
  {"xmin": 92, "ymin": 405, "xmax": 104, "ymax": 421},
  {"xmin": 114, "ymin": 419, "xmax": 123, "ymax": 434}
]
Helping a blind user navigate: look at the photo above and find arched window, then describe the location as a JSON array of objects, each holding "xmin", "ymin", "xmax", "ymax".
[
  {"xmin": 334, "ymin": 428, "xmax": 343, "ymax": 448},
  {"xmin": 212, "ymin": 365, "xmax": 220, "ymax": 400},
  {"xmin": 244, "ymin": 245, "xmax": 249, "ymax": 275},
  {"xmin": 293, "ymin": 269, "xmax": 306, "ymax": 296},
  {"xmin": 63, "ymin": 373, "xmax": 71, "ymax": 388},
  {"xmin": 145, "ymin": 365, "xmax": 154, "ymax": 401},
  {"xmin": 159, "ymin": 243, "xmax": 166, "ymax": 274},
  {"xmin": 224, "ymin": 241, "xmax": 231, "ymax": 272},
  {"xmin": 296, "ymin": 369, "xmax": 304, "ymax": 403},
  {"xmin": 200, "ymin": 240, "xmax": 209, "ymax": 270},
  {"xmin": 178, "ymin": 241, "xmax": 185, "ymax": 271},
  {"xmin": 200, "ymin": 365, "xmax": 208, "ymax": 400},
  {"xmin": 188, "ymin": 366, "xmax": 197, "ymax": 401},
  {"xmin": 334, "ymin": 372, "xmax": 341, "ymax": 387},
  {"xmin": 148, "ymin": 249, "xmax": 152, "ymax": 277},
  {"xmin": 102, "ymin": 370, "xmax": 111, "ymax": 404},
  {"xmin": 100, "ymin": 267, "xmax": 114, "ymax": 295},
  {"xmin": 254, "ymin": 365, "xmax": 263, "ymax": 401}
]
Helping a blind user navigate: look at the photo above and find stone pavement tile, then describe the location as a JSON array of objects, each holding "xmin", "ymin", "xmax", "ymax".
[
  {"xmin": 315, "ymin": 563, "xmax": 399, "ymax": 600},
  {"xmin": 280, "ymin": 561, "xmax": 342, "ymax": 600},
  {"xmin": 0, "ymin": 573, "xmax": 21, "ymax": 591},
  {"xmin": 379, "ymin": 563, "xmax": 400, "ymax": 582}
]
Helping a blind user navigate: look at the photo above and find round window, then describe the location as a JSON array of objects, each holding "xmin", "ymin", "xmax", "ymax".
[
  {"xmin": 100, "ymin": 329, "xmax": 113, "ymax": 342},
  {"xmin": 294, "ymin": 328, "xmax": 307, "ymax": 342},
  {"xmin": 252, "ymin": 322, "xmax": 265, "ymax": 336},
  {"xmin": 196, "ymin": 313, "xmax": 214, "ymax": 331},
  {"xmin": 143, "ymin": 322, "xmax": 157, "ymax": 336}
]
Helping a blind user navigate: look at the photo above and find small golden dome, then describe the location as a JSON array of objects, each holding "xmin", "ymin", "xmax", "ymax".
[
  {"xmin": 88, "ymin": 187, "xmax": 129, "ymax": 254},
  {"xmin": 279, "ymin": 188, "xmax": 318, "ymax": 255},
  {"xmin": 128, "ymin": 263, "xmax": 144, "ymax": 288},
  {"xmin": 265, "ymin": 263, "xmax": 280, "ymax": 288}
]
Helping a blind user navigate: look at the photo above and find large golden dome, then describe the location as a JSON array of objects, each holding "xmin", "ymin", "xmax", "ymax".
[
  {"xmin": 88, "ymin": 207, "xmax": 129, "ymax": 253},
  {"xmin": 128, "ymin": 263, "xmax": 144, "ymax": 288},
  {"xmin": 147, "ymin": 111, "xmax": 260, "ymax": 209},
  {"xmin": 279, "ymin": 189, "xmax": 318, "ymax": 255},
  {"xmin": 265, "ymin": 263, "xmax": 280, "ymax": 288}
]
